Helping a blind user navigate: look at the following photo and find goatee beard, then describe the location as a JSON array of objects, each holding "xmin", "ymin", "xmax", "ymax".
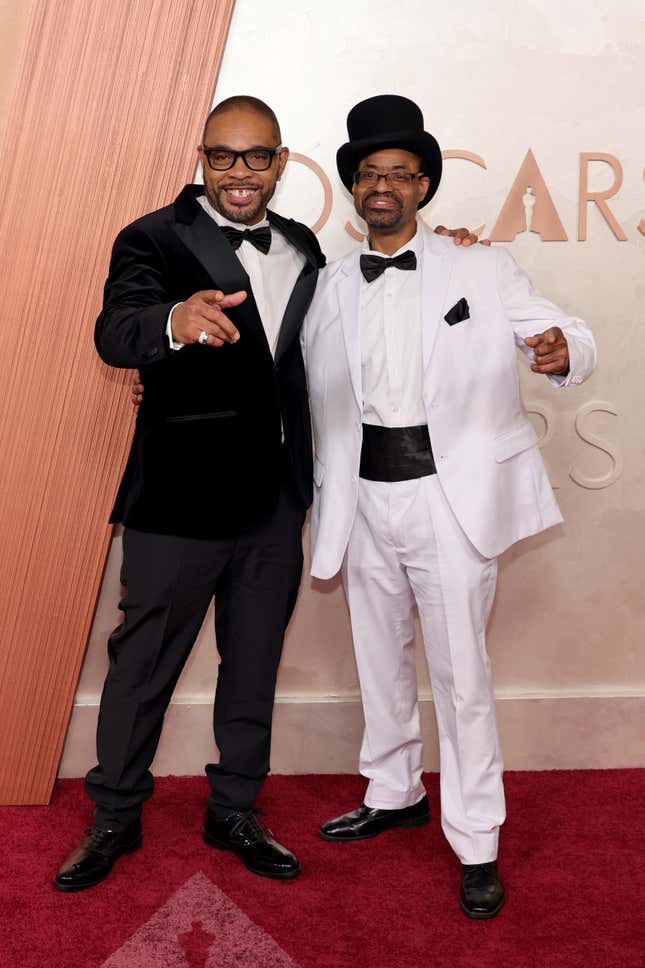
[
  {"xmin": 205, "ymin": 184, "xmax": 267, "ymax": 225},
  {"xmin": 364, "ymin": 209, "xmax": 404, "ymax": 230},
  {"xmin": 361, "ymin": 194, "xmax": 404, "ymax": 231}
]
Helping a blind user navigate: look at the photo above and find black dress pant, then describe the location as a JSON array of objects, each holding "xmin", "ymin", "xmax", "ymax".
[{"xmin": 85, "ymin": 486, "xmax": 305, "ymax": 828}]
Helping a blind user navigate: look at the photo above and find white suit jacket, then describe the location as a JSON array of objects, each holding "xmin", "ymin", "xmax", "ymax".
[{"xmin": 302, "ymin": 226, "xmax": 596, "ymax": 579}]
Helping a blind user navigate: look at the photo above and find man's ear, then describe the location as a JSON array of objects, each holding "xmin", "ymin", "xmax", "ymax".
[{"xmin": 277, "ymin": 146, "xmax": 289, "ymax": 180}]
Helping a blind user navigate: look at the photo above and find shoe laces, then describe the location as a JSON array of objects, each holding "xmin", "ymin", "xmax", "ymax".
[
  {"xmin": 84, "ymin": 826, "xmax": 117, "ymax": 857},
  {"xmin": 230, "ymin": 809, "xmax": 272, "ymax": 845},
  {"xmin": 463, "ymin": 862, "xmax": 496, "ymax": 888}
]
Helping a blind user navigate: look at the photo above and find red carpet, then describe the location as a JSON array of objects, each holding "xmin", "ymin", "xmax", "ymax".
[{"xmin": 2, "ymin": 772, "xmax": 644, "ymax": 968}]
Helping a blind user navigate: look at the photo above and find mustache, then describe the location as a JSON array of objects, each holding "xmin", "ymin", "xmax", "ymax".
[
  {"xmin": 363, "ymin": 191, "xmax": 402, "ymax": 204},
  {"xmin": 218, "ymin": 182, "xmax": 262, "ymax": 190}
]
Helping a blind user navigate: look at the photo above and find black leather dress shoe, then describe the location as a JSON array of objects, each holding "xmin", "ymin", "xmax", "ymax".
[
  {"xmin": 53, "ymin": 819, "xmax": 142, "ymax": 892},
  {"xmin": 460, "ymin": 860, "xmax": 505, "ymax": 919},
  {"xmin": 319, "ymin": 795, "xmax": 430, "ymax": 841},
  {"xmin": 203, "ymin": 808, "xmax": 300, "ymax": 879}
]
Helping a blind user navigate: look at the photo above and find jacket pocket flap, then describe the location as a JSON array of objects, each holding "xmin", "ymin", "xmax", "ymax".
[
  {"xmin": 495, "ymin": 423, "xmax": 538, "ymax": 462},
  {"xmin": 313, "ymin": 456, "xmax": 325, "ymax": 486}
]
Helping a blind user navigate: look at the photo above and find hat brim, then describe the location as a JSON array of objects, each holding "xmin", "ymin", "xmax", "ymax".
[{"xmin": 336, "ymin": 130, "xmax": 442, "ymax": 208}]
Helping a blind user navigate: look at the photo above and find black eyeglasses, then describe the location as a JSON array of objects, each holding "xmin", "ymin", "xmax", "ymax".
[
  {"xmin": 202, "ymin": 145, "xmax": 283, "ymax": 171},
  {"xmin": 353, "ymin": 170, "xmax": 428, "ymax": 187}
]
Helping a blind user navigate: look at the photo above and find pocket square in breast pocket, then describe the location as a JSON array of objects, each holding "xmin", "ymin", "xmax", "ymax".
[{"xmin": 444, "ymin": 297, "xmax": 470, "ymax": 326}]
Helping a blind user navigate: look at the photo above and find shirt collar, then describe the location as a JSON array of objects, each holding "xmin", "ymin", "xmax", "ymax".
[{"xmin": 362, "ymin": 223, "xmax": 423, "ymax": 259}]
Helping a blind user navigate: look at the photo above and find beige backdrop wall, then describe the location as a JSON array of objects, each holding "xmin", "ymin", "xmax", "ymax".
[{"xmin": 61, "ymin": 0, "xmax": 645, "ymax": 778}]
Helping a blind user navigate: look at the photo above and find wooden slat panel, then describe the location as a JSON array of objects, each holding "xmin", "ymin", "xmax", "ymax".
[
  {"xmin": 0, "ymin": 0, "xmax": 35, "ymax": 147},
  {"xmin": 0, "ymin": 0, "xmax": 235, "ymax": 804}
]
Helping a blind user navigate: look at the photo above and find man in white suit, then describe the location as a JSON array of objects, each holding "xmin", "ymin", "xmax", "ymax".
[{"xmin": 302, "ymin": 95, "xmax": 596, "ymax": 918}]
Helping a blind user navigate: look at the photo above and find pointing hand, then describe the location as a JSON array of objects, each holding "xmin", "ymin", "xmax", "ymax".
[
  {"xmin": 524, "ymin": 326, "xmax": 569, "ymax": 375},
  {"xmin": 171, "ymin": 289, "xmax": 247, "ymax": 347}
]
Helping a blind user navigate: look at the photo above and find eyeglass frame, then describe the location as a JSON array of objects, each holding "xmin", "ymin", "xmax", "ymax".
[
  {"xmin": 352, "ymin": 169, "xmax": 429, "ymax": 187},
  {"xmin": 201, "ymin": 144, "xmax": 284, "ymax": 172}
]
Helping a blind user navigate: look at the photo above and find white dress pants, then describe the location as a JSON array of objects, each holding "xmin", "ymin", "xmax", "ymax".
[{"xmin": 342, "ymin": 474, "xmax": 505, "ymax": 864}]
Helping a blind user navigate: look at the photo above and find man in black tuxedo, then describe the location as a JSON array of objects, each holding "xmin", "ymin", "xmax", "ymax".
[{"xmin": 55, "ymin": 96, "xmax": 325, "ymax": 890}]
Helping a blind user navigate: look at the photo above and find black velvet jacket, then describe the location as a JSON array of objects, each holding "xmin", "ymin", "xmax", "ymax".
[{"xmin": 95, "ymin": 185, "xmax": 325, "ymax": 538}]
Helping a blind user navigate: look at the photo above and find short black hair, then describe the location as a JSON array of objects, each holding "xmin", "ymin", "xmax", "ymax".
[{"xmin": 203, "ymin": 96, "xmax": 282, "ymax": 144}]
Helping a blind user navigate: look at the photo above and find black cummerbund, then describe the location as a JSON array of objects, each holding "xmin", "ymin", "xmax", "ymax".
[{"xmin": 359, "ymin": 424, "xmax": 437, "ymax": 482}]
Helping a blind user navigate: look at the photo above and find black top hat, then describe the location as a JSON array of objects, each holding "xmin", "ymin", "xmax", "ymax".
[{"xmin": 336, "ymin": 95, "xmax": 442, "ymax": 209}]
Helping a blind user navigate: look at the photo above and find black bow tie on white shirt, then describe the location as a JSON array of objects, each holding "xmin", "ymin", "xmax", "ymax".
[
  {"xmin": 221, "ymin": 224, "xmax": 272, "ymax": 254},
  {"xmin": 359, "ymin": 249, "xmax": 417, "ymax": 282}
]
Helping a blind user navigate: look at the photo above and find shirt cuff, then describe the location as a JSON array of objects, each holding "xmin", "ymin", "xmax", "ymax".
[{"xmin": 166, "ymin": 303, "xmax": 185, "ymax": 351}]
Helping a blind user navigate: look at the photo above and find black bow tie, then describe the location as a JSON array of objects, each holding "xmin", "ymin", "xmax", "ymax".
[
  {"xmin": 221, "ymin": 225, "xmax": 272, "ymax": 254},
  {"xmin": 360, "ymin": 250, "xmax": 417, "ymax": 282}
]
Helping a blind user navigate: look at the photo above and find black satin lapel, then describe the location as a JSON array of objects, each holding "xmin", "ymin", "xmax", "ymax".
[
  {"xmin": 268, "ymin": 211, "xmax": 320, "ymax": 269},
  {"xmin": 172, "ymin": 209, "xmax": 270, "ymax": 355},
  {"xmin": 268, "ymin": 210, "xmax": 320, "ymax": 361},
  {"xmin": 274, "ymin": 266, "xmax": 317, "ymax": 362}
]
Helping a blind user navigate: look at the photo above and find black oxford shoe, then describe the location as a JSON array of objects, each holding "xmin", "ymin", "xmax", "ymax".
[
  {"xmin": 204, "ymin": 808, "xmax": 300, "ymax": 879},
  {"xmin": 319, "ymin": 795, "xmax": 430, "ymax": 841},
  {"xmin": 53, "ymin": 819, "xmax": 142, "ymax": 892},
  {"xmin": 460, "ymin": 860, "xmax": 505, "ymax": 919}
]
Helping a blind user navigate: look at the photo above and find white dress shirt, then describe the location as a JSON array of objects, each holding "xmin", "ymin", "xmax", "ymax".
[
  {"xmin": 167, "ymin": 193, "xmax": 306, "ymax": 356},
  {"xmin": 360, "ymin": 227, "xmax": 426, "ymax": 428}
]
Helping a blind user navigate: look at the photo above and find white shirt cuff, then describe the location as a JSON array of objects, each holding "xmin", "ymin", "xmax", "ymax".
[{"xmin": 166, "ymin": 303, "xmax": 185, "ymax": 351}]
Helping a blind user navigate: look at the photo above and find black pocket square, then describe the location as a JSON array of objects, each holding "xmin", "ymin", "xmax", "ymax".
[{"xmin": 444, "ymin": 298, "xmax": 470, "ymax": 326}]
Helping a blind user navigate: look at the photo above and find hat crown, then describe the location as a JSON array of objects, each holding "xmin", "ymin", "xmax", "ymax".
[{"xmin": 346, "ymin": 95, "xmax": 425, "ymax": 142}]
